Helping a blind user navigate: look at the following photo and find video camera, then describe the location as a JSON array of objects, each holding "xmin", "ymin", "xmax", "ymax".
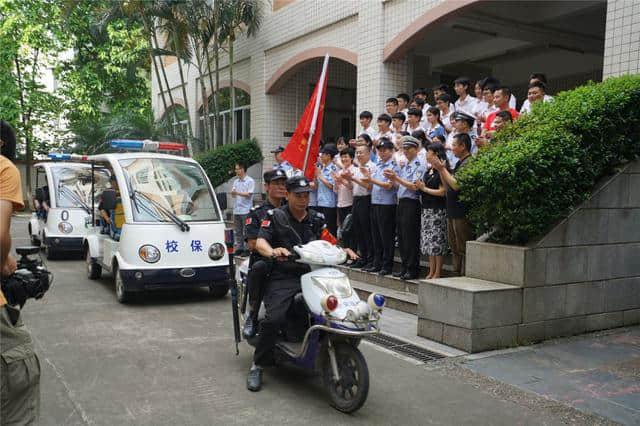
[{"xmin": 1, "ymin": 247, "xmax": 52, "ymax": 308}]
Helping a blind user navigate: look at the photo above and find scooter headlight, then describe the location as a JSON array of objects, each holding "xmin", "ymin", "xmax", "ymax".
[
  {"xmin": 139, "ymin": 244, "xmax": 160, "ymax": 263},
  {"xmin": 321, "ymin": 294, "xmax": 339, "ymax": 312},
  {"xmin": 368, "ymin": 293, "xmax": 385, "ymax": 311},
  {"xmin": 208, "ymin": 243, "xmax": 225, "ymax": 260},
  {"xmin": 58, "ymin": 222, "xmax": 73, "ymax": 234}
]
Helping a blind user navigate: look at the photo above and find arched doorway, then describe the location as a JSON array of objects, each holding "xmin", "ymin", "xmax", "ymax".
[
  {"xmin": 266, "ymin": 53, "xmax": 357, "ymax": 148},
  {"xmin": 385, "ymin": 0, "xmax": 605, "ymax": 107}
]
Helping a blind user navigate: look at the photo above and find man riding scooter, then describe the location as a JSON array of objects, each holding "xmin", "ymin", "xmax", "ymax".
[
  {"xmin": 247, "ymin": 176, "xmax": 357, "ymax": 391},
  {"xmin": 242, "ymin": 169, "xmax": 288, "ymax": 338}
]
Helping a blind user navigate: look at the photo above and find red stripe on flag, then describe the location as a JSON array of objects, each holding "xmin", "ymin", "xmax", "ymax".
[{"xmin": 281, "ymin": 56, "xmax": 329, "ymax": 180}]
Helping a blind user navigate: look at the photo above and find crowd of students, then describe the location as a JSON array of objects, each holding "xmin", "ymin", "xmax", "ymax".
[{"xmin": 263, "ymin": 73, "xmax": 553, "ymax": 279}]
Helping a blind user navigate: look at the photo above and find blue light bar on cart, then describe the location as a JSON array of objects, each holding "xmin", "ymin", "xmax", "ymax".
[{"xmin": 48, "ymin": 153, "xmax": 89, "ymax": 161}]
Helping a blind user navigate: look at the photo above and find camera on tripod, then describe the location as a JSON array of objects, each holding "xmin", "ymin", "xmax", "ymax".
[{"xmin": 1, "ymin": 247, "xmax": 52, "ymax": 307}]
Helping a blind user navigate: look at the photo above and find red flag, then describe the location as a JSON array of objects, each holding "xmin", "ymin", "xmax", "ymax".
[
  {"xmin": 281, "ymin": 55, "xmax": 329, "ymax": 179},
  {"xmin": 320, "ymin": 228, "xmax": 337, "ymax": 245}
]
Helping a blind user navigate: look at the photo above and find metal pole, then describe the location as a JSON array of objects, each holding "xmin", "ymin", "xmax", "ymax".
[
  {"xmin": 91, "ymin": 162, "xmax": 95, "ymax": 226},
  {"xmin": 302, "ymin": 54, "xmax": 329, "ymax": 174}
]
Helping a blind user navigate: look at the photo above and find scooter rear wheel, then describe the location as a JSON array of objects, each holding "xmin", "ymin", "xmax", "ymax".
[{"xmin": 323, "ymin": 342, "xmax": 369, "ymax": 413}]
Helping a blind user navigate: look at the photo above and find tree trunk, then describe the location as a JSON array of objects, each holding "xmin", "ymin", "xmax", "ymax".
[
  {"xmin": 195, "ymin": 52, "xmax": 213, "ymax": 152},
  {"xmin": 214, "ymin": 40, "xmax": 221, "ymax": 147},
  {"xmin": 147, "ymin": 34, "xmax": 171, "ymax": 136},
  {"xmin": 14, "ymin": 55, "xmax": 32, "ymax": 196},
  {"xmin": 205, "ymin": 47, "xmax": 218, "ymax": 151},
  {"xmin": 173, "ymin": 39, "xmax": 194, "ymax": 156},
  {"xmin": 151, "ymin": 29, "xmax": 179, "ymax": 136},
  {"xmin": 229, "ymin": 35, "xmax": 236, "ymax": 143}
]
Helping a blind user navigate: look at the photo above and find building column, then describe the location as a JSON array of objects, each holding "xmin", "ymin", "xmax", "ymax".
[
  {"xmin": 603, "ymin": 0, "xmax": 640, "ymax": 78},
  {"xmin": 356, "ymin": 2, "xmax": 409, "ymax": 134}
]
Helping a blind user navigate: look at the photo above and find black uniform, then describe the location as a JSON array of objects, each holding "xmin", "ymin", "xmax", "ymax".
[
  {"xmin": 244, "ymin": 201, "xmax": 277, "ymax": 319},
  {"xmin": 253, "ymin": 205, "xmax": 326, "ymax": 367}
]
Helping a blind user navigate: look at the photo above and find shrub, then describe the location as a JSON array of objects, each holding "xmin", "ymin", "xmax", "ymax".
[
  {"xmin": 459, "ymin": 74, "xmax": 640, "ymax": 244},
  {"xmin": 195, "ymin": 139, "xmax": 263, "ymax": 188}
]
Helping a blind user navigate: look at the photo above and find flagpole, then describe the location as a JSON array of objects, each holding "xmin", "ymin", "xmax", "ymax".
[{"xmin": 302, "ymin": 53, "xmax": 329, "ymax": 174}]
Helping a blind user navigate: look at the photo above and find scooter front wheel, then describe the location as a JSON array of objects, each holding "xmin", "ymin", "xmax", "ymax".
[{"xmin": 323, "ymin": 342, "xmax": 370, "ymax": 413}]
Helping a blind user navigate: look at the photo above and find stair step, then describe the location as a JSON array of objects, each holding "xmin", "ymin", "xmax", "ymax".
[
  {"xmin": 337, "ymin": 264, "xmax": 457, "ymax": 295},
  {"xmin": 351, "ymin": 280, "xmax": 418, "ymax": 315}
]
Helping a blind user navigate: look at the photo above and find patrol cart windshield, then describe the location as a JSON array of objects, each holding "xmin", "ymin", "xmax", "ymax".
[
  {"xmin": 52, "ymin": 166, "xmax": 109, "ymax": 210},
  {"xmin": 118, "ymin": 158, "xmax": 220, "ymax": 222}
]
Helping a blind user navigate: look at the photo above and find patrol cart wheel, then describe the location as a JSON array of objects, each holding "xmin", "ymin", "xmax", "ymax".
[
  {"xmin": 86, "ymin": 249, "xmax": 101, "ymax": 280},
  {"xmin": 323, "ymin": 343, "xmax": 370, "ymax": 413},
  {"xmin": 44, "ymin": 243, "xmax": 56, "ymax": 260},
  {"xmin": 209, "ymin": 284, "xmax": 229, "ymax": 298},
  {"xmin": 114, "ymin": 266, "xmax": 131, "ymax": 303}
]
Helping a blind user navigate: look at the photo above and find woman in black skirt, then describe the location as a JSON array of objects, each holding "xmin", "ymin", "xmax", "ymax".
[{"xmin": 416, "ymin": 143, "xmax": 449, "ymax": 279}]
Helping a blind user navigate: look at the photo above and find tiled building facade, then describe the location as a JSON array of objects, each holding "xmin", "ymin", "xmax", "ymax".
[{"xmin": 153, "ymin": 0, "xmax": 639, "ymax": 173}]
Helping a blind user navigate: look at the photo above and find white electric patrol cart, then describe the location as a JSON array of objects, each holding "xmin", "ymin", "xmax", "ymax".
[
  {"xmin": 83, "ymin": 140, "xmax": 230, "ymax": 303},
  {"xmin": 29, "ymin": 158, "xmax": 105, "ymax": 259}
]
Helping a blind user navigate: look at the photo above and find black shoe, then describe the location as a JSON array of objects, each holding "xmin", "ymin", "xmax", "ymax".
[
  {"xmin": 364, "ymin": 266, "xmax": 381, "ymax": 273},
  {"xmin": 378, "ymin": 269, "xmax": 392, "ymax": 276},
  {"xmin": 392, "ymin": 270, "xmax": 405, "ymax": 278},
  {"xmin": 242, "ymin": 316, "xmax": 256, "ymax": 339},
  {"xmin": 351, "ymin": 260, "xmax": 367, "ymax": 269},
  {"xmin": 402, "ymin": 272, "xmax": 418, "ymax": 280},
  {"xmin": 247, "ymin": 366, "xmax": 263, "ymax": 392}
]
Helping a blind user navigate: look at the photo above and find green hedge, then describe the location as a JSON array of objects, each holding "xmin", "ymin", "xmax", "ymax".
[
  {"xmin": 195, "ymin": 138, "xmax": 263, "ymax": 188},
  {"xmin": 458, "ymin": 74, "xmax": 640, "ymax": 244}
]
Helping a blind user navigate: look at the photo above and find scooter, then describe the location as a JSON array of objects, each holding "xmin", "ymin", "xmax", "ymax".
[{"xmin": 236, "ymin": 240, "xmax": 386, "ymax": 413}]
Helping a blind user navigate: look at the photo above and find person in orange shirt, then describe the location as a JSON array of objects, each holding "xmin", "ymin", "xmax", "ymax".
[{"xmin": 1, "ymin": 120, "xmax": 41, "ymax": 425}]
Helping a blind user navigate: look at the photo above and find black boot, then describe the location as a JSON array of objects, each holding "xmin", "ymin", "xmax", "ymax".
[
  {"xmin": 243, "ymin": 316, "xmax": 257, "ymax": 339},
  {"xmin": 247, "ymin": 366, "xmax": 263, "ymax": 392}
]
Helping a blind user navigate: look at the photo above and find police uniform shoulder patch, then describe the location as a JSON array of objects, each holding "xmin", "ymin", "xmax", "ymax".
[
  {"xmin": 245, "ymin": 217, "xmax": 252, "ymax": 225},
  {"xmin": 261, "ymin": 219, "xmax": 271, "ymax": 227}
]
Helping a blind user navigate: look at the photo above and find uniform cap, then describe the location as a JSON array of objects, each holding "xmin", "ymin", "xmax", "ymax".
[
  {"xmin": 320, "ymin": 144, "xmax": 338, "ymax": 157},
  {"xmin": 285, "ymin": 176, "xmax": 313, "ymax": 193},
  {"xmin": 377, "ymin": 137, "xmax": 395, "ymax": 150},
  {"xmin": 400, "ymin": 135, "xmax": 419, "ymax": 148},
  {"xmin": 263, "ymin": 169, "xmax": 287, "ymax": 182},
  {"xmin": 453, "ymin": 111, "xmax": 475, "ymax": 125},
  {"xmin": 270, "ymin": 146, "xmax": 285, "ymax": 153}
]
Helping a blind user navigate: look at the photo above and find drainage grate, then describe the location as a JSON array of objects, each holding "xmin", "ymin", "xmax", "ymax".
[{"xmin": 364, "ymin": 333, "xmax": 446, "ymax": 363}]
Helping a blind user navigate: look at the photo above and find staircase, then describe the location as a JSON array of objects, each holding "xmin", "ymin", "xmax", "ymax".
[{"xmin": 337, "ymin": 251, "xmax": 456, "ymax": 316}]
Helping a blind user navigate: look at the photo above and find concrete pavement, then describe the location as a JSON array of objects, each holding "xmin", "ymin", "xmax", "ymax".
[{"xmin": 6, "ymin": 215, "xmax": 627, "ymax": 425}]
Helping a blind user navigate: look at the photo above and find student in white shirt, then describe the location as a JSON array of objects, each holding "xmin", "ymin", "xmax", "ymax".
[
  {"xmin": 453, "ymin": 76, "xmax": 479, "ymax": 116},
  {"xmin": 436, "ymin": 94, "xmax": 454, "ymax": 134},
  {"xmin": 230, "ymin": 161, "xmax": 255, "ymax": 255},
  {"xmin": 385, "ymin": 97, "xmax": 399, "ymax": 117},
  {"xmin": 405, "ymin": 108, "xmax": 424, "ymax": 134},
  {"xmin": 432, "ymin": 84, "xmax": 450, "ymax": 106},
  {"xmin": 520, "ymin": 75, "xmax": 553, "ymax": 113},
  {"xmin": 396, "ymin": 93, "xmax": 410, "ymax": 122},
  {"xmin": 359, "ymin": 110, "xmax": 376, "ymax": 141},
  {"xmin": 410, "ymin": 97, "xmax": 428, "ymax": 128},
  {"xmin": 413, "ymin": 88, "xmax": 430, "ymax": 108},
  {"xmin": 375, "ymin": 113, "xmax": 393, "ymax": 151}
]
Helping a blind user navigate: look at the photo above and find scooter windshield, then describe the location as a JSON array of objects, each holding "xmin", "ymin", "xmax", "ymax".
[
  {"xmin": 311, "ymin": 275, "xmax": 353, "ymax": 298},
  {"xmin": 118, "ymin": 158, "xmax": 220, "ymax": 223}
]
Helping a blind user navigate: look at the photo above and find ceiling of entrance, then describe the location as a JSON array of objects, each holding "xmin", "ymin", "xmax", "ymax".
[{"xmin": 412, "ymin": 0, "xmax": 606, "ymax": 69}]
